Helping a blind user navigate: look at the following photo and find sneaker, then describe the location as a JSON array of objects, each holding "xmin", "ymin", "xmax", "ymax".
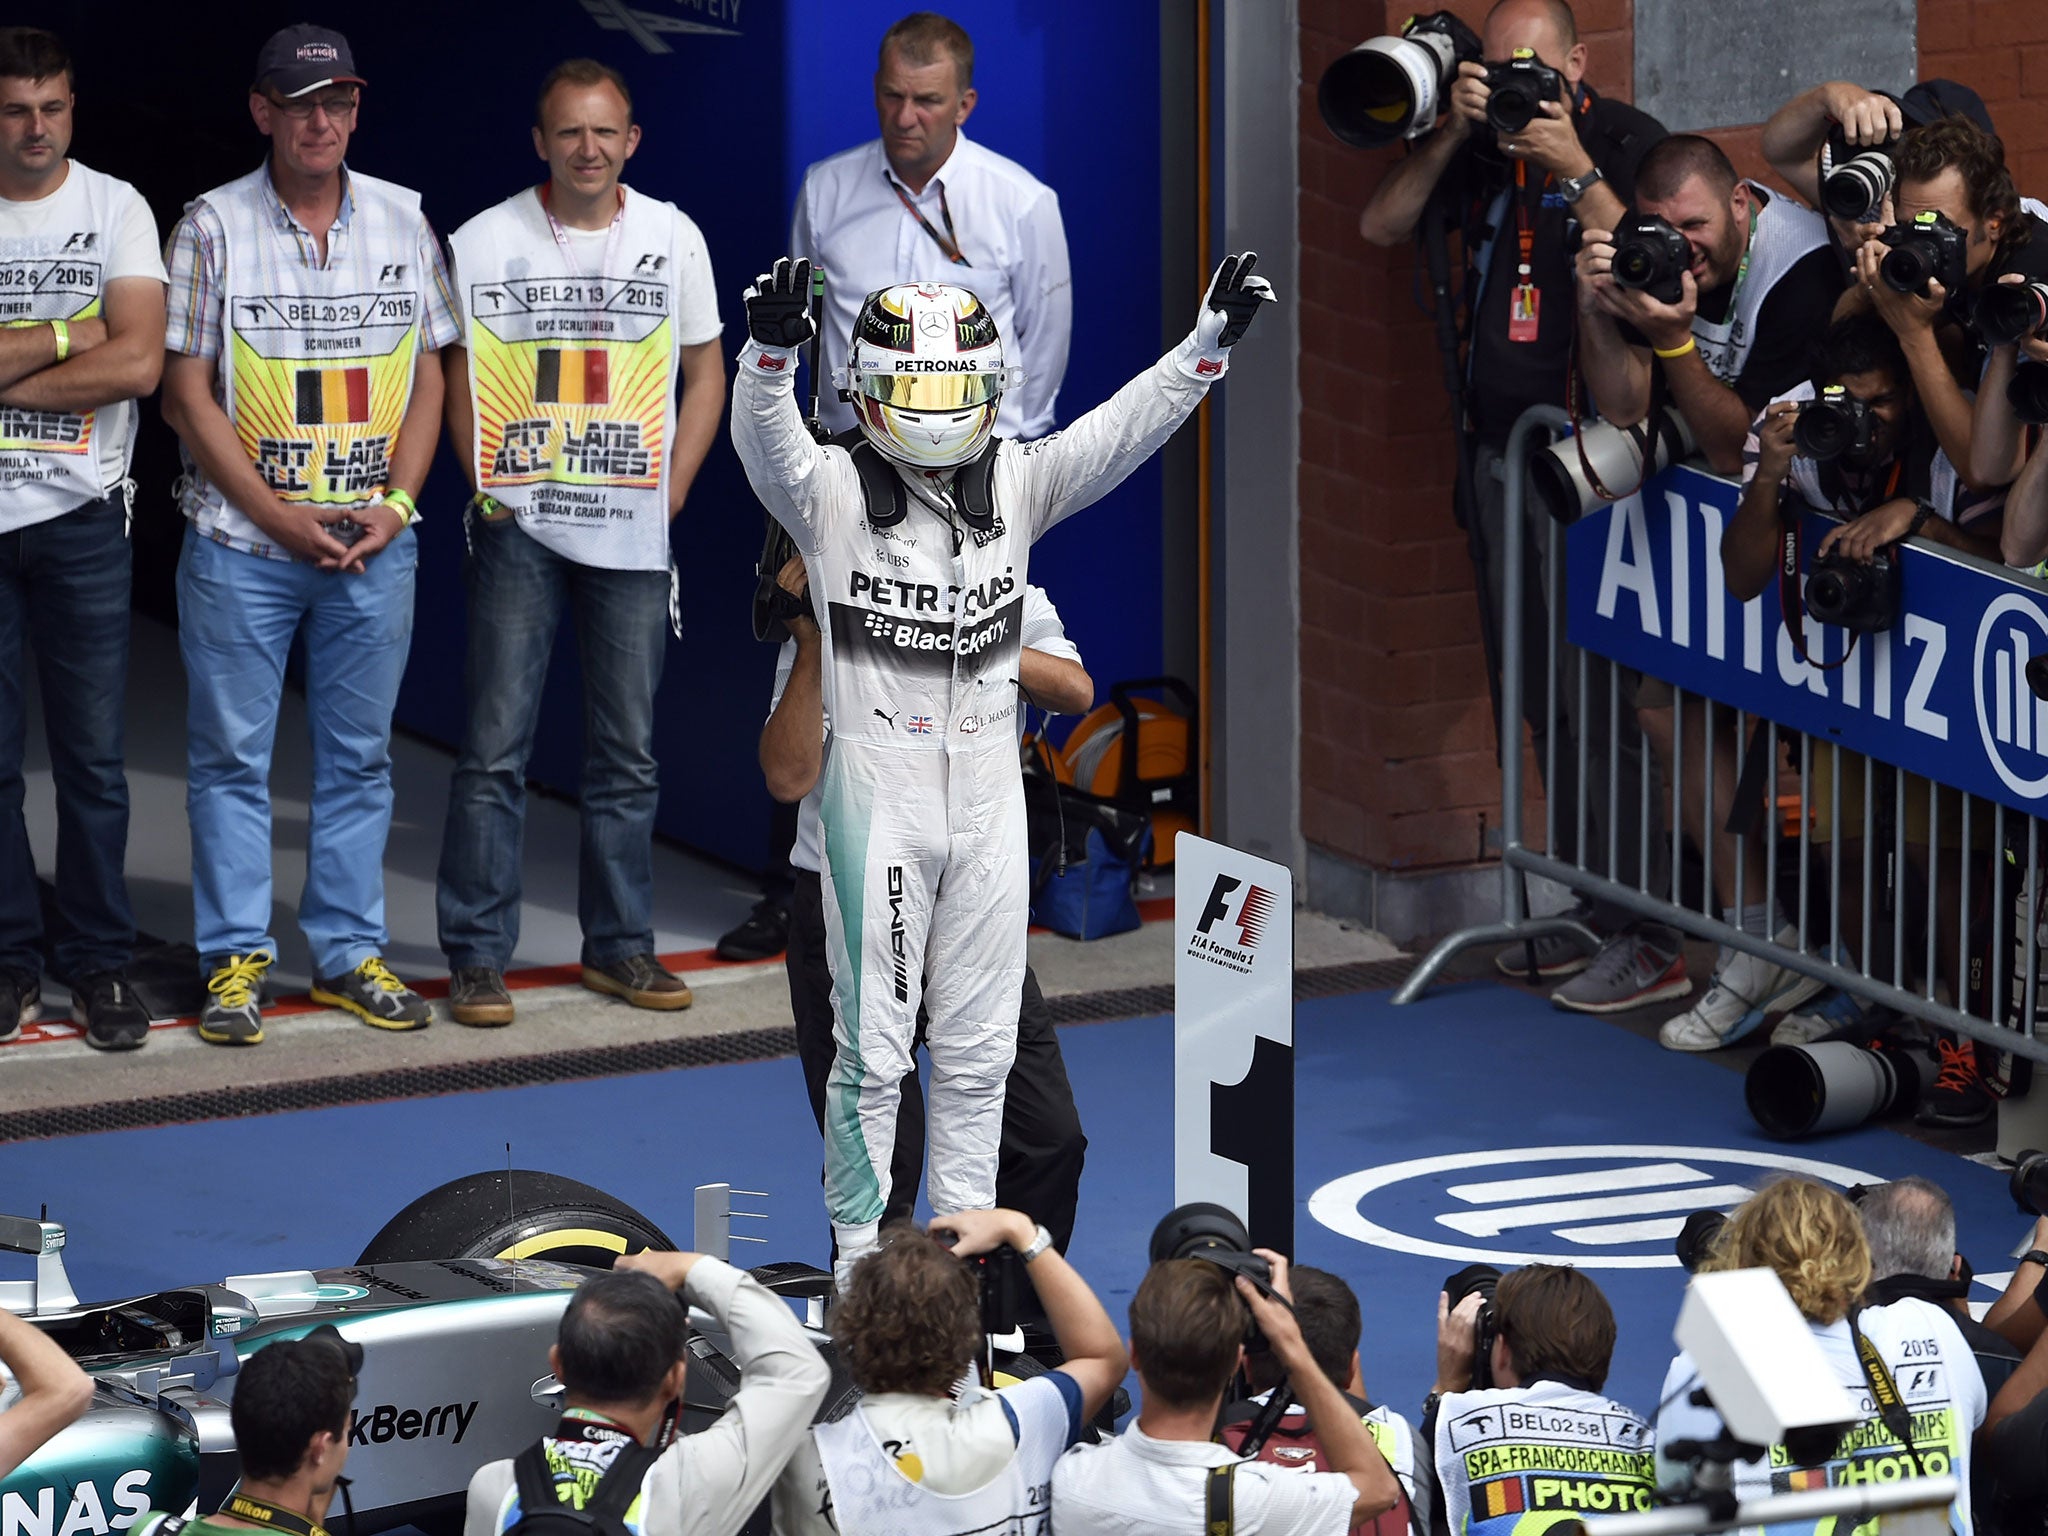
[
  {"xmin": 1915, "ymin": 1035, "xmax": 1994, "ymax": 1128},
  {"xmin": 1495, "ymin": 906, "xmax": 1599, "ymax": 981},
  {"xmin": 311, "ymin": 957, "xmax": 431, "ymax": 1031},
  {"xmin": 448, "ymin": 966, "xmax": 514, "ymax": 1027},
  {"xmin": 715, "ymin": 898, "xmax": 791, "ymax": 962},
  {"xmin": 1770, "ymin": 988, "xmax": 1870, "ymax": 1046},
  {"xmin": 0, "ymin": 969, "xmax": 40, "ymax": 1045},
  {"xmin": 582, "ymin": 953, "xmax": 693, "ymax": 1011},
  {"xmin": 199, "ymin": 951, "xmax": 272, "ymax": 1046},
  {"xmin": 71, "ymin": 971, "xmax": 150, "ymax": 1052},
  {"xmin": 1552, "ymin": 926, "xmax": 1691, "ymax": 1014},
  {"xmin": 1659, "ymin": 948, "xmax": 1829, "ymax": 1052}
]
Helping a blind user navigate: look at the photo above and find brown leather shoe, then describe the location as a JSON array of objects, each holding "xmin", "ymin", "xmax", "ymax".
[
  {"xmin": 448, "ymin": 966, "xmax": 514, "ymax": 1027},
  {"xmin": 581, "ymin": 953, "xmax": 693, "ymax": 1011}
]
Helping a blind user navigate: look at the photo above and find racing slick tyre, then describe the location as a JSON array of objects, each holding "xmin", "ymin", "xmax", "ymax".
[{"xmin": 358, "ymin": 1170, "xmax": 676, "ymax": 1268}]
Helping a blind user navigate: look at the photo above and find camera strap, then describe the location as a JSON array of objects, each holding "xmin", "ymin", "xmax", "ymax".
[
  {"xmin": 1845, "ymin": 1306, "xmax": 1927, "ymax": 1473},
  {"xmin": 1205, "ymin": 1463, "xmax": 1236, "ymax": 1536},
  {"xmin": 1776, "ymin": 491, "xmax": 1858, "ymax": 673}
]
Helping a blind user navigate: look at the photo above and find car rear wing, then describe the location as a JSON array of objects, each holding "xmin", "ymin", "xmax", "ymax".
[{"xmin": 0, "ymin": 1212, "xmax": 78, "ymax": 1313}]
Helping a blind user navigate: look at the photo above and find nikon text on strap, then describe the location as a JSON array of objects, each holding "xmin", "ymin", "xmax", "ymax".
[
  {"xmin": 1847, "ymin": 1307, "xmax": 1927, "ymax": 1474},
  {"xmin": 215, "ymin": 1495, "xmax": 326, "ymax": 1536}
]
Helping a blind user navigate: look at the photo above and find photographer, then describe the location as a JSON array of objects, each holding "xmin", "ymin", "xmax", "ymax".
[
  {"xmin": 1575, "ymin": 135, "xmax": 1841, "ymax": 476},
  {"xmin": 1358, "ymin": 0, "xmax": 1665, "ymax": 987},
  {"xmin": 467, "ymin": 1252, "xmax": 829, "ymax": 1536},
  {"xmin": 1654, "ymin": 1180, "xmax": 1983, "ymax": 1528},
  {"xmin": 763, "ymin": 557, "xmax": 1091, "ymax": 1255},
  {"xmin": 1053, "ymin": 1251, "xmax": 1400, "ymax": 1535},
  {"xmin": 1421, "ymin": 1266, "xmax": 1653, "ymax": 1536},
  {"xmin": 132, "ymin": 1328, "xmax": 355, "ymax": 1536},
  {"xmin": 771, "ymin": 1210, "xmax": 1125, "ymax": 1536},
  {"xmin": 1983, "ymin": 1326, "xmax": 2048, "ymax": 1536},
  {"xmin": 1983, "ymin": 1212, "xmax": 2048, "ymax": 1353},
  {"xmin": 1219, "ymin": 1266, "xmax": 1429, "ymax": 1536}
]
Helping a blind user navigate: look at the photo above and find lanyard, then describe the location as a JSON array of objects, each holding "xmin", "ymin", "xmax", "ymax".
[
  {"xmin": 1512, "ymin": 86, "xmax": 1594, "ymax": 277},
  {"xmin": 886, "ymin": 172, "xmax": 971, "ymax": 267},
  {"xmin": 539, "ymin": 182, "xmax": 627, "ymax": 280},
  {"xmin": 216, "ymin": 1493, "xmax": 325, "ymax": 1536}
]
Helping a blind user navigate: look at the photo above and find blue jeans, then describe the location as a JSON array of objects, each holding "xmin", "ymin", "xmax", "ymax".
[
  {"xmin": 0, "ymin": 496, "xmax": 134, "ymax": 981},
  {"xmin": 437, "ymin": 516, "xmax": 669, "ymax": 971},
  {"xmin": 177, "ymin": 525, "xmax": 417, "ymax": 978}
]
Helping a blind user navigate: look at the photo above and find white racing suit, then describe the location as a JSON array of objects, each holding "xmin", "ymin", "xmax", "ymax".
[{"xmin": 732, "ymin": 327, "xmax": 1227, "ymax": 1263}]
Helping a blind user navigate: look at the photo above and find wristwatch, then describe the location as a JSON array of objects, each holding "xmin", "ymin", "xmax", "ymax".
[
  {"xmin": 2020, "ymin": 1249, "xmax": 2048, "ymax": 1268},
  {"xmin": 1905, "ymin": 499, "xmax": 1936, "ymax": 542},
  {"xmin": 1019, "ymin": 1224, "xmax": 1055, "ymax": 1264},
  {"xmin": 1559, "ymin": 166, "xmax": 1605, "ymax": 205}
]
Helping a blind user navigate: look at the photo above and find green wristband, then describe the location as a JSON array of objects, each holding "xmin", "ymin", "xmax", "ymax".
[
  {"xmin": 383, "ymin": 487, "xmax": 417, "ymax": 526},
  {"xmin": 50, "ymin": 318, "xmax": 68, "ymax": 363}
]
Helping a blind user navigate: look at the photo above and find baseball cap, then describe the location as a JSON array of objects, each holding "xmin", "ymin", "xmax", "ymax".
[
  {"xmin": 1899, "ymin": 78, "xmax": 1995, "ymax": 137},
  {"xmin": 253, "ymin": 24, "xmax": 365, "ymax": 98}
]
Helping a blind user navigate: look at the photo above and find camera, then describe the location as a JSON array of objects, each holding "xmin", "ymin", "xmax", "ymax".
[
  {"xmin": 2009, "ymin": 361, "xmax": 2048, "ymax": 426},
  {"xmin": 1528, "ymin": 407, "xmax": 1697, "ymax": 524},
  {"xmin": 1674, "ymin": 1210, "xmax": 1727, "ymax": 1273},
  {"xmin": 1747, "ymin": 1039, "xmax": 1934, "ymax": 1138},
  {"xmin": 1442, "ymin": 1263, "xmax": 1502, "ymax": 1390},
  {"xmin": 1150, "ymin": 1202, "xmax": 1274, "ymax": 1347},
  {"xmin": 1805, "ymin": 547, "xmax": 1901, "ymax": 632},
  {"xmin": 1819, "ymin": 122, "xmax": 1898, "ymax": 224},
  {"xmin": 1878, "ymin": 210, "xmax": 1969, "ymax": 297},
  {"xmin": 1794, "ymin": 384, "xmax": 1882, "ymax": 467},
  {"xmin": 933, "ymin": 1229, "xmax": 1028, "ymax": 1339},
  {"xmin": 2012, "ymin": 1148, "xmax": 2048, "ymax": 1216},
  {"xmin": 1609, "ymin": 212, "xmax": 1690, "ymax": 305},
  {"xmin": 1317, "ymin": 10, "xmax": 1482, "ymax": 150},
  {"xmin": 1483, "ymin": 48, "xmax": 1561, "ymax": 135},
  {"xmin": 1976, "ymin": 281, "xmax": 2048, "ymax": 346},
  {"xmin": 751, "ymin": 516, "xmax": 812, "ymax": 643}
]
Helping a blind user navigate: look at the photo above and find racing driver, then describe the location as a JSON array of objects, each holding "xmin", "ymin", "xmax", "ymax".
[{"xmin": 731, "ymin": 254, "xmax": 1273, "ymax": 1279}]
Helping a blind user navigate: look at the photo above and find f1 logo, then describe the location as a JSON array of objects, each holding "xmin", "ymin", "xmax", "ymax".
[
  {"xmin": 1195, "ymin": 875, "xmax": 1241, "ymax": 937},
  {"xmin": 635, "ymin": 253, "xmax": 667, "ymax": 273},
  {"xmin": 378, "ymin": 263, "xmax": 408, "ymax": 282}
]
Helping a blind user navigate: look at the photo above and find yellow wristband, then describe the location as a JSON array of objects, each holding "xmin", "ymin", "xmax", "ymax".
[
  {"xmin": 1653, "ymin": 336, "xmax": 1698, "ymax": 360},
  {"xmin": 50, "ymin": 319, "xmax": 68, "ymax": 363},
  {"xmin": 382, "ymin": 488, "xmax": 417, "ymax": 526}
]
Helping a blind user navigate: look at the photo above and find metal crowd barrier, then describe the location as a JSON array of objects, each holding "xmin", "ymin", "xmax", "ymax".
[{"xmin": 1393, "ymin": 405, "xmax": 2048, "ymax": 1081}]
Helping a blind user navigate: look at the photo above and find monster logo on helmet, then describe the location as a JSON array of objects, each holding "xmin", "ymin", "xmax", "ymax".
[{"xmin": 837, "ymin": 284, "xmax": 1026, "ymax": 473}]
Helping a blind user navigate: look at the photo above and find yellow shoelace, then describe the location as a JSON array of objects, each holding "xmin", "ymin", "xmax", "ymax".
[
  {"xmin": 207, "ymin": 951, "xmax": 274, "ymax": 1010},
  {"xmin": 355, "ymin": 956, "xmax": 407, "ymax": 993}
]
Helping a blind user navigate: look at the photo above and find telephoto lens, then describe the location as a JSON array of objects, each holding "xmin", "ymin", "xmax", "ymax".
[
  {"xmin": 2009, "ymin": 361, "xmax": 2048, "ymax": 426},
  {"xmin": 2011, "ymin": 1149, "xmax": 2048, "ymax": 1216},
  {"xmin": 1976, "ymin": 282, "xmax": 2048, "ymax": 346},
  {"xmin": 1819, "ymin": 131, "xmax": 1897, "ymax": 224},
  {"xmin": 1746, "ymin": 1041, "xmax": 1934, "ymax": 1138},
  {"xmin": 1317, "ymin": 10, "xmax": 1482, "ymax": 149}
]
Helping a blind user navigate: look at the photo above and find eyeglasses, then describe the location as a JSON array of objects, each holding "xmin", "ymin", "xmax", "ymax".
[{"xmin": 269, "ymin": 90, "xmax": 358, "ymax": 122}]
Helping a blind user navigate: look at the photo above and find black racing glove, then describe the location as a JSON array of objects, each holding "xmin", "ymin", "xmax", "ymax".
[
  {"xmin": 744, "ymin": 256, "xmax": 815, "ymax": 349},
  {"xmin": 1196, "ymin": 251, "xmax": 1277, "ymax": 350}
]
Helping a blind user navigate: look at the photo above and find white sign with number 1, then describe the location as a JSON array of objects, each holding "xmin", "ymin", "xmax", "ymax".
[{"xmin": 1173, "ymin": 833, "xmax": 1295, "ymax": 1253}]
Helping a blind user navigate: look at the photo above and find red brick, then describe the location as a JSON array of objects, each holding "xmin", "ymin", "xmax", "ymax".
[
  {"xmin": 1995, "ymin": 95, "xmax": 2048, "ymax": 154},
  {"xmin": 1976, "ymin": 1, "xmax": 2048, "ymax": 46},
  {"xmin": 1384, "ymin": 807, "xmax": 1495, "ymax": 870},
  {"xmin": 1917, "ymin": 0, "xmax": 1974, "ymax": 49},
  {"xmin": 1572, "ymin": 0, "xmax": 1631, "ymax": 34},
  {"xmin": 1304, "ymin": 786, "xmax": 1370, "ymax": 861},
  {"xmin": 1920, "ymin": 48, "xmax": 2019, "ymax": 104}
]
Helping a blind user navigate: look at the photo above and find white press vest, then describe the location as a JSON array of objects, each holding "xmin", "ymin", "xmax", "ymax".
[
  {"xmin": 811, "ymin": 1394, "xmax": 1067, "ymax": 1536},
  {"xmin": 0, "ymin": 162, "xmax": 142, "ymax": 527},
  {"xmin": 451, "ymin": 187, "xmax": 682, "ymax": 571},
  {"xmin": 1693, "ymin": 185, "xmax": 1828, "ymax": 386},
  {"xmin": 181, "ymin": 165, "xmax": 425, "ymax": 550},
  {"xmin": 1434, "ymin": 1378, "xmax": 1656, "ymax": 1536}
]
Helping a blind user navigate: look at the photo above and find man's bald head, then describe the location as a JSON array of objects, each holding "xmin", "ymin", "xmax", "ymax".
[{"xmin": 1483, "ymin": 0, "xmax": 1583, "ymax": 81}]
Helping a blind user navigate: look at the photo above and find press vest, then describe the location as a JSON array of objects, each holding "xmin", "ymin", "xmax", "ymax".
[
  {"xmin": 182, "ymin": 165, "xmax": 425, "ymax": 547},
  {"xmin": 451, "ymin": 186, "xmax": 681, "ymax": 571},
  {"xmin": 1434, "ymin": 1378, "xmax": 1656, "ymax": 1536},
  {"xmin": 0, "ymin": 161, "xmax": 140, "ymax": 522},
  {"xmin": 1694, "ymin": 185, "xmax": 1828, "ymax": 386},
  {"xmin": 811, "ymin": 1393, "xmax": 1067, "ymax": 1536},
  {"xmin": 1655, "ymin": 1299, "xmax": 1981, "ymax": 1536}
]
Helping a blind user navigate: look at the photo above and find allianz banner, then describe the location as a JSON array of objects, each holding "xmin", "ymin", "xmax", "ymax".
[{"xmin": 1564, "ymin": 463, "xmax": 2048, "ymax": 820}]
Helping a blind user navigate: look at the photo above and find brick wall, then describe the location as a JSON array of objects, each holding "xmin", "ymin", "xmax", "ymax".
[{"xmin": 1298, "ymin": 0, "xmax": 2033, "ymax": 880}]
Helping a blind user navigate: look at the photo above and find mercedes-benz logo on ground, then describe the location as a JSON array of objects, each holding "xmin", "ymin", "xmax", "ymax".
[
  {"xmin": 1308, "ymin": 1144, "xmax": 1881, "ymax": 1268},
  {"xmin": 1976, "ymin": 591, "xmax": 2048, "ymax": 798}
]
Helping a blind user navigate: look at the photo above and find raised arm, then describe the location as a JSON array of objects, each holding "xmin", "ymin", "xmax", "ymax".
[
  {"xmin": 0, "ymin": 277, "xmax": 161, "ymax": 410},
  {"xmin": 1358, "ymin": 63, "xmax": 1481, "ymax": 248},
  {"xmin": 0, "ymin": 1312, "xmax": 92, "ymax": 1479},
  {"xmin": 1762, "ymin": 83, "xmax": 1901, "ymax": 210},
  {"xmin": 731, "ymin": 258, "xmax": 849, "ymax": 555}
]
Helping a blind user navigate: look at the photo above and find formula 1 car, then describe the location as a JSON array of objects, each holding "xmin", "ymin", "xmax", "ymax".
[{"xmin": 0, "ymin": 1172, "xmax": 848, "ymax": 1536}]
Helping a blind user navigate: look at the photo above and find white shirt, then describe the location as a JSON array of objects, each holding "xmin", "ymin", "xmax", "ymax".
[
  {"xmin": 791, "ymin": 132, "xmax": 1071, "ymax": 438},
  {"xmin": 0, "ymin": 160, "xmax": 164, "ymax": 516},
  {"xmin": 527, "ymin": 206, "xmax": 723, "ymax": 347},
  {"xmin": 768, "ymin": 584, "xmax": 1083, "ymax": 873},
  {"xmin": 1053, "ymin": 1423, "xmax": 1358, "ymax": 1536}
]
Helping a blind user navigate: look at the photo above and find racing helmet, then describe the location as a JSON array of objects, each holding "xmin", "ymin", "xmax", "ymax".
[{"xmin": 840, "ymin": 283, "xmax": 1023, "ymax": 471}]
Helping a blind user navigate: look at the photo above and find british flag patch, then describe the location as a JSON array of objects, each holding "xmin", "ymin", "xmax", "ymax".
[{"xmin": 907, "ymin": 715, "xmax": 934, "ymax": 734}]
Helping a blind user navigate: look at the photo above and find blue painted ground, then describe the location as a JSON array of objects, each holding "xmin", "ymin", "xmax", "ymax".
[{"xmin": 0, "ymin": 981, "xmax": 2026, "ymax": 1421}]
